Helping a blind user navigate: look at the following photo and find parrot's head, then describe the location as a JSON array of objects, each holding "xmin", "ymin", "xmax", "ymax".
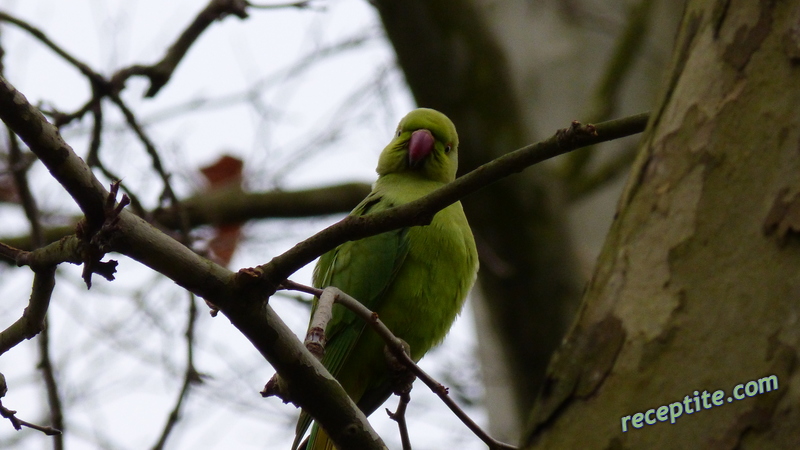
[{"xmin": 377, "ymin": 108, "xmax": 459, "ymax": 183}]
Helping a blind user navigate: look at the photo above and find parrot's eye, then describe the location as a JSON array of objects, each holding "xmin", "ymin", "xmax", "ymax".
[
  {"xmin": 396, "ymin": 129, "xmax": 402, "ymax": 137},
  {"xmin": 444, "ymin": 144, "xmax": 452, "ymax": 153}
]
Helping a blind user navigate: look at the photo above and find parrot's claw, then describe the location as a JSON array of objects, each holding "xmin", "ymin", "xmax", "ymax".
[{"xmin": 384, "ymin": 340, "xmax": 416, "ymax": 396}]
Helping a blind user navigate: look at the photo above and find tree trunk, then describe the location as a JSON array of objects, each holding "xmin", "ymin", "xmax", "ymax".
[{"xmin": 525, "ymin": 0, "xmax": 800, "ymax": 447}]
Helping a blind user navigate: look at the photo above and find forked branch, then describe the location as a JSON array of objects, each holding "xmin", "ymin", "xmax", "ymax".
[{"xmin": 280, "ymin": 281, "xmax": 518, "ymax": 450}]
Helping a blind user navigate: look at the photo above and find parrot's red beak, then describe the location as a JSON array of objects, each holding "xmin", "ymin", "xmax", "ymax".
[{"xmin": 408, "ymin": 129, "xmax": 434, "ymax": 167}]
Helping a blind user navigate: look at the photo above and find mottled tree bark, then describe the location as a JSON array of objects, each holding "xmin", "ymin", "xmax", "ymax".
[{"xmin": 525, "ymin": 0, "xmax": 800, "ymax": 447}]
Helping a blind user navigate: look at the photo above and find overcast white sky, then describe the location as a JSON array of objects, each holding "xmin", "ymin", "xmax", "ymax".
[{"xmin": 0, "ymin": 1, "xmax": 487, "ymax": 449}]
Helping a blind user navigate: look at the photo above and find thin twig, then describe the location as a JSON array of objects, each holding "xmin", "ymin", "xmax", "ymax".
[
  {"xmin": 389, "ymin": 342, "xmax": 516, "ymax": 449},
  {"xmin": 0, "ymin": 11, "xmax": 103, "ymax": 83},
  {"xmin": 127, "ymin": 30, "xmax": 374, "ymax": 127},
  {"xmin": 37, "ymin": 320, "xmax": 64, "ymax": 450},
  {"xmin": 246, "ymin": 0, "xmax": 314, "ymax": 9},
  {"xmin": 7, "ymin": 129, "xmax": 43, "ymax": 245},
  {"xmin": 85, "ymin": 96, "xmax": 146, "ymax": 216},
  {"xmin": 561, "ymin": 0, "xmax": 654, "ymax": 185},
  {"xmin": 3, "ymin": 236, "xmax": 83, "ymax": 270},
  {"xmin": 0, "ymin": 9, "xmax": 146, "ymax": 223},
  {"xmin": 0, "ymin": 76, "xmax": 111, "ymax": 226},
  {"xmin": 0, "ymin": 11, "xmax": 107, "ymax": 128},
  {"xmin": 588, "ymin": 0, "xmax": 655, "ymax": 122},
  {"xmin": 106, "ymin": 93, "xmax": 191, "ymax": 240},
  {"xmin": 107, "ymin": 95, "xmax": 176, "ymax": 203},
  {"xmin": 42, "ymin": 98, "xmax": 96, "ymax": 128},
  {"xmin": 151, "ymin": 294, "xmax": 202, "ymax": 450},
  {"xmin": 0, "ymin": 267, "xmax": 57, "ymax": 356},
  {"xmin": 0, "ymin": 398, "xmax": 62, "ymax": 436},
  {"xmin": 8, "ymin": 124, "xmax": 66, "ymax": 449},
  {"xmin": 303, "ymin": 288, "xmax": 334, "ymax": 361},
  {"xmin": 0, "ymin": 5, "xmax": 224, "ymax": 220},
  {"xmin": 85, "ymin": 97, "xmax": 104, "ymax": 168},
  {"xmin": 280, "ymin": 281, "xmax": 518, "ymax": 450},
  {"xmin": 111, "ymin": 0, "xmax": 250, "ymax": 98},
  {"xmin": 0, "ymin": 242, "xmax": 24, "ymax": 263},
  {"xmin": 386, "ymin": 393, "xmax": 412, "ymax": 450},
  {"xmin": 0, "ymin": 183, "xmax": 372, "ymax": 254}
]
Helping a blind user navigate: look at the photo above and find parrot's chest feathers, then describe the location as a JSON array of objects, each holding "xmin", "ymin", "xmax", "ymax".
[
  {"xmin": 376, "ymin": 203, "xmax": 477, "ymax": 358},
  {"xmin": 318, "ymin": 173, "xmax": 478, "ymax": 361}
]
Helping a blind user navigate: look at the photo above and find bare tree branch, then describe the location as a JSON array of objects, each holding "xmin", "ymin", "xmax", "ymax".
[
  {"xmin": 1, "ymin": 72, "xmax": 63, "ymax": 441},
  {"xmin": 0, "ymin": 183, "xmax": 372, "ymax": 255},
  {"xmin": 279, "ymin": 281, "xmax": 518, "ymax": 450},
  {"xmin": 0, "ymin": 267, "xmax": 56, "ymax": 356},
  {"xmin": 0, "ymin": 74, "xmax": 647, "ymax": 449},
  {"xmin": 7, "ymin": 129, "xmax": 43, "ymax": 244},
  {"xmin": 8, "ymin": 113, "xmax": 65, "ymax": 450},
  {"xmin": 0, "ymin": 77, "xmax": 109, "ymax": 227},
  {"xmin": 151, "ymin": 294, "xmax": 203, "ymax": 450},
  {"xmin": 247, "ymin": 115, "xmax": 650, "ymax": 292},
  {"xmin": 155, "ymin": 182, "xmax": 372, "ymax": 228},
  {"xmin": 0, "ymin": 235, "xmax": 82, "ymax": 267},
  {"xmin": 110, "ymin": 0, "xmax": 251, "ymax": 98},
  {"xmin": 0, "ymin": 11, "xmax": 102, "ymax": 84},
  {"xmin": 84, "ymin": 98, "xmax": 147, "ymax": 216},
  {"xmin": 0, "ymin": 76, "xmax": 384, "ymax": 448},
  {"xmin": 561, "ymin": 0, "xmax": 654, "ymax": 185},
  {"xmin": 106, "ymin": 93, "xmax": 187, "ymax": 232},
  {"xmin": 0, "ymin": 378, "xmax": 62, "ymax": 437},
  {"xmin": 37, "ymin": 320, "xmax": 64, "ymax": 450},
  {"xmin": 386, "ymin": 392, "xmax": 412, "ymax": 450},
  {"xmin": 247, "ymin": 0, "xmax": 315, "ymax": 9}
]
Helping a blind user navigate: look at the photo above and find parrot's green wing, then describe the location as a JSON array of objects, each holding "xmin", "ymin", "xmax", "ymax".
[
  {"xmin": 312, "ymin": 192, "xmax": 410, "ymax": 380},
  {"xmin": 292, "ymin": 192, "xmax": 410, "ymax": 449}
]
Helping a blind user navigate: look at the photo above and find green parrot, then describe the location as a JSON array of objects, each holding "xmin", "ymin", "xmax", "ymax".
[{"xmin": 293, "ymin": 108, "xmax": 478, "ymax": 450}]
